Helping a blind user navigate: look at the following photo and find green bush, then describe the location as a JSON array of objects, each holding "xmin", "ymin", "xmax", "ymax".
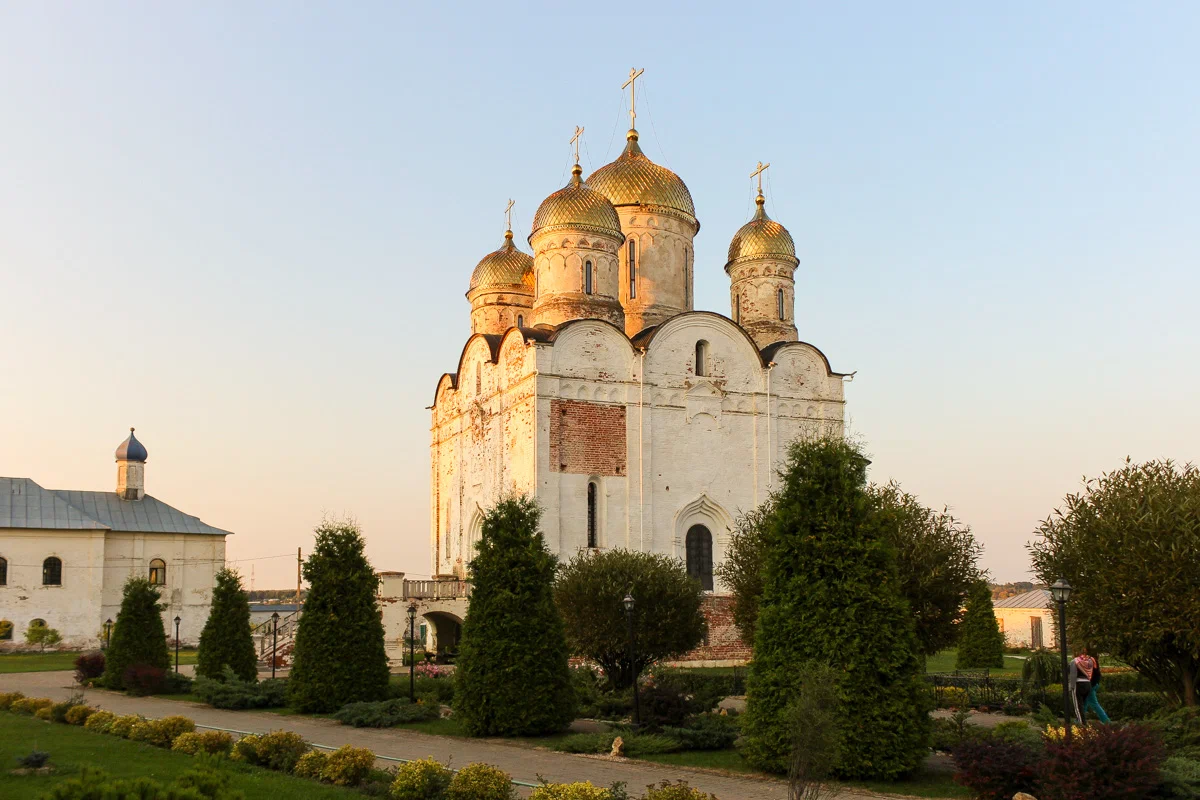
[
  {"xmin": 231, "ymin": 730, "xmax": 310, "ymax": 772},
  {"xmin": 1150, "ymin": 707, "xmax": 1200, "ymax": 758},
  {"xmin": 623, "ymin": 733, "xmax": 683, "ymax": 757},
  {"xmin": 741, "ymin": 437, "xmax": 930, "ymax": 779},
  {"xmin": 1160, "ymin": 757, "xmax": 1200, "ymax": 800},
  {"xmin": 1102, "ymin": 691, "xmax": 1168, "ymax": 720},
  {"xmin": 333, "ymin": 698, "xmax": 441, "ymax": 727},
  {"xmin": 289, "ymin": 519, "xmax": 391, "ymax": 713},
  {"xmin": 49, "ymin": 696, "xmax": 85, "ymax": 723},
  {"xmin": 455, "ymin": 497, "xmax": 576, "ymax": 737},
  {"xmin": 935, "ymin": 687, "xmax": 971, "ymax": 709},
  {"xmin": 195, "ymin": 667, "xmax": 288, "ymax": 709},
  {"xmin": 172, "ymin": 730, "xmax": 235, "ymax": 756},
  {"xmin": 662, "ymin": 713, "xmax": 740, "ymax": 751},
  {"xmin": 956, "ymin": 581, "xmax": 1005, "ymax": 669},
  {"xmin": 0, "ymin": 691, "xmax": 25, "ymax": 709},
  {"xmin": 129, "ymin": 715, "xmax": 195, "ymax": 748},
  {"xmin": 37, "ymin": 765, "xmax": 242, "ymax": 800},
  {"xmin": 390, "ymin": 756, "xmax": 453, "ymax": 800},
  {"xmin": 530, "ymin": 782, "xmax": 614, "ymax": 800},
  {"xmin": 321, "ymin": 745, "xmax": 376, "ymax": 786},
  {"xmin": 11, "ymin": 696, "xmax": 54, "ymax": 715},
  {"xmin": 293, "ymin": 750, "xmax": 328, "ymax": 780},
  {"xmin": 1101, "ymin": 670, "xmax": 1158, "ymax": 693},
  {"xmin": 102, "ymin": 577, "xmax": 170, "ymax": 690},
  {"xmin": 84, "ymin": 710, "xmax": 116, "ymax": 733},
  {"xmin": 989, "ymin": 720, "xmax": 1044, "ymax": 752},
  {"xmin": 107, "ymin": 714, "xmax": 144, "ymax": 738},
  {"xmin": 556, "ymin": 732, "xmax": 617, "ymax": 754},
  {"xmin": 446, "ymin": 762, "xmax": 515, "ymax": 800},
  {"xmin": 36, "ymin": 706, "xmax": 53, "ymax": 721},
  {"xmin": 197, "ymin": 568, "xmax": 259, "ymax": 682},
  {"xmin": 641, "ymin": 781, "xmax": 718, "ymax": 800},
  {"xmin": 64, "ymin": 705, "xmax": 96, "ymax": 725},
  {"xmin": 651, "ymin": 669, "xmax": 746, "ymax": 713}
]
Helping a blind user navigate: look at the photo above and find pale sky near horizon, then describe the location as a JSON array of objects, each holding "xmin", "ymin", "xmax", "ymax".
[{"xmin": 2, "ymin": 3, "xmax": 1197, "ymax": 588}]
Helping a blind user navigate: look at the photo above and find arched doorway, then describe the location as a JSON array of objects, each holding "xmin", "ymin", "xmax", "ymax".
[
  {"xmin": 424, "ymin": 611, "xmax": 463, "ymax": 663},
  {"xmin": 686, "ymin": 525, "xmax": 714, "ymax": 591}
]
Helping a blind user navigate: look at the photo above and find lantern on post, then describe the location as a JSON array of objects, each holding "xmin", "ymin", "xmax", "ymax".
[{"xmin": 1049, "ymin": 578, "xmax": 1073, "ymax": 744}]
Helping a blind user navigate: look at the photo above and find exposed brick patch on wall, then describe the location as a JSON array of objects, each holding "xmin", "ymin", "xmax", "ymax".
[
  {"xmin": 670, "ymin": 594, "xmax": 752, "ymax": 665},
  {"xmin": 549, "ymin": 399, "xmax": 627, "ymax": 476}
]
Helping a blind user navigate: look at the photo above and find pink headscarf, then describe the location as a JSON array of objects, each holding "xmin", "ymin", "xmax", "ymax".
[{"xmin": 1074, "ymin": 654, "xmax": 1095, "ymax": 679}]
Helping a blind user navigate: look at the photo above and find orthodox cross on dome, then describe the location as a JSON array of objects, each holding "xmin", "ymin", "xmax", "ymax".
[
  {"xmin": 570, "ymin": 125, "xmax": 585, "ymax": 164},
  {"xmin": 504, "ymin": 198, "xmax": 514, "ymax": 231},
  {"xmin": 751, "ymin": 161, "xmax": 771, "ymax": 195},
  {"xmin": 622, "ymin": 67, "xmax": 645, "ymax": 128}
]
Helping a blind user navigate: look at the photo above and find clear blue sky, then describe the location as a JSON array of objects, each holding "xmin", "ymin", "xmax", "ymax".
[{"xmin": 2, "ymin": 3, "xmax": 1196, "ymax": 586}]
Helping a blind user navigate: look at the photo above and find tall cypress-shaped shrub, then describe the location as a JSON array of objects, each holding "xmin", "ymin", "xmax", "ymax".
[
  {"xmin": 197, "ymin": 568, "xmax": 258, "ymax": 681},
  {"xmin": 742, "ymin": 437, "xmax": 930, "ymax": 779},
  {"xmin": 102, "ymin": 577, "xmax": 170, "ymax": 689},
  {"xmin": 288, "ymin": 519, "xmax": 390, "ymax": 713},
  {"xmin": 956, "ymin": 581, "xmax": 1006, "ymax": 669},
  {"xmin": 454, "ymin": 496, "xmax": 575, "ymax": 736}
]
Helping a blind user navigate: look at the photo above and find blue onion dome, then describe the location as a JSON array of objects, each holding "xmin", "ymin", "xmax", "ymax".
[
  {"xmin": 530, "ymin": 164, "xmax": 624, "ymax": 241},
  {"xmin": 115, "ymin": 428, "xmax": 148, "ymax": 462},
  {"xmin": 468, "ymin": 230, "xmax": 535, "ymax": 293}
]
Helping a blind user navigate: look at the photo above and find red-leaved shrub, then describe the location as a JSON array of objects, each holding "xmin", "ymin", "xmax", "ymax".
[
  {"xmin": 123, "ymin": 664, "xmax": 167, "ymax": 696},
  {"xmin": 1037, "ymin": 724, "xmax": 1166, "ymax": 800},
  {"xmin": 952, "ymin": 737, "xmax": 1039, "ymax": 800},
  {"xmin": 74, "ymin": 651, "xmax": 106, "ymax": 684}
]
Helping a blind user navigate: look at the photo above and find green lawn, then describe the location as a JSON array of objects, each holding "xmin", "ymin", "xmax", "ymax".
[
  {"xmin": 924, "ymin": 649, "xmax": 1024, "ymax": 677},
  {"xmin": 0, "ymin": 712, "xmax": 359, "ymax": 800},
  {"xmin": 0, "ymin": 649, "xmax": 199, "ymax": 674}
]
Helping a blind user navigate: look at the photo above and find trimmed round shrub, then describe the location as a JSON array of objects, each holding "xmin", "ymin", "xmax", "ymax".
[
  {"xmin": 197, "ymin": 568, "xmax": 258, "ymax": 682},
  {"xmin": 74, "ymin": 651, "xmax": 106, "ymax": 685},
  {"xmin": 390, "ymin": 757, "xmax": 453, "ymax": 800},
  {"xmin": 64, "ymin": 705, "xmax": 96, "ymax": 725},
  {"xmin": 446, "ymin": 763, "xmax": 515, "ymax": 800},
  {"xmin": 129, "ymin": 715, "xmax": 195, "ymax": 748},
  {"xmin": 454, "ymin": 497, "xmax": 576, "ymax": 737},
  {"xmin": 529, "ymin": 782, "xmax": 613, "ymax": 800},
  {"xmin": 102, "ymin": 577, "xmax": 170, "ymax": 691},
  {"xmin": 232, "ymin": 730, "xmax": 309, "ymax": 772},
  {"xmin": 49, "ymin": 699, "xmax": 84, "ymax": 723},
  {"xmin": 293, "ymin": 751, "xmax": 329, "ymax": 780},
  {"xmin": 109, "ymin": 714, "xmax": 145, "ymax": 738},
  {"xmin": 172, "ymin": 730, "xmax": 235, "ymax": 756},
  {"xmin": 641, "ymin": 781, "xmax": 718, "ymax": 800},
  {"xmin": 84, "ymin": 710, "xmax": 117, "ymax": 732},
  {"xmin": 11, "ymin": 697, "xmax": 54, "ymax": 715},
  {"xmin": 35, "ymin": 706, "xmax": 53, "ymax": 721},
  {"xmin": 0, "ymin": 691, "xmax": 26, "ymax": 710},
  {"xmin": 321, "ymin": 745, "xmax": 375, "ymax": 786},
  {"xmin": 1102, "ymin": 691, "xmax": 1168, "ymax": 720}
]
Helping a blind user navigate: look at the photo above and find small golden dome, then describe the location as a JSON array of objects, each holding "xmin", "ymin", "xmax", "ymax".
[
  {"xmin": 469, "ymin": 230, "xmax": 534, "ymax": 292},
  {"xmin": 726, "ymin": 193, "xmax": 797, "ymax": 267},
  {"xmin": 530, "ymin": 164, "xmax": 624, "ymax": 241},
  {"xmin": 588, "ymin": 130, "xmax": 697, "ymax": 222}
]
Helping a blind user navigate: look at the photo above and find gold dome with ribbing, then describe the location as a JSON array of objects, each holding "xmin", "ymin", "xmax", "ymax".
[
  {"xmin": 469, "ymin": 231, "xmax": 534, "ymax": 292},
  {"xmin": 587, "ymin": 129, "xmax": 697, "ymax": 222},
  {"xmin": 726, "ymin": 193, "xmax": 797, "ymax": 267},
  {"xmin": 530, "ymin": 164, "xmax": 624, "ymax": 241}
]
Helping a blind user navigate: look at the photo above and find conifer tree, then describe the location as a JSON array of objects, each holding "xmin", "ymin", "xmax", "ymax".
[
  {"xmin": 742, "ymin": 437, "xmax": 930, "ymax": 779},
  {"xmin": 288, "ymin": 518, "xmax": 390, "ymax": 713},
  {"xmin": 956, "ymin": 580, "xmax": 1006, "ymax": 669},
  {"xmin": 197, "ymin": 568, "xmax": 258, "ymax": 681},
  {"xmin": 454, "ymin": 496, "xmax": 575, "ymax": 736},
  {"xmin": 102, "ymin": 577, "xmax": 170, "ymax": 689}
]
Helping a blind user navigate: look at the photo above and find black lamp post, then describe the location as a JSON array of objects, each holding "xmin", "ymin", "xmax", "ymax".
[
  {"xmin": 623, "ymin": 592, "xmax": 641, "ymax": 729},
  {"xmin": 104, "ymin": 618, "xmax": 113, "ymax": 650},
  {"xmin": 407, "ymin": 602, "xmax": 418, "ymax": 702},
  {"xmin": 270, "ymin": 612, "xmax": 280, "ymax": 680},
  {"xmin": 1050, "ymin": 578, "xmax": 1073, "ymax": 744},
  {"xmin": 173, "ymin": 616, "xmax": 181, "ymax": 672}
]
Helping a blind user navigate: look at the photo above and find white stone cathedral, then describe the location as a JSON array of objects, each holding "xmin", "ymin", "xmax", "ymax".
[{"xmin": 431, "ymin": 84, "xmax": 848, "ymax": 591}]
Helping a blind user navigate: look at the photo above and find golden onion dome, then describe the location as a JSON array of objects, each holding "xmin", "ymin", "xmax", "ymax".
[
  {"xmin": 726, "ymin": 192, "xmax": 797, "ymax": 267},
  {"xmin": 530, "ymin": 164, "xmax": 624, "ymax": 241},
  {"xmin": 469, "ymin": 230, "xmax": 535, "ymax": 292},
  {"xmin": 587, "ymin": 130, "xmax": 697, "ymax": 223}
]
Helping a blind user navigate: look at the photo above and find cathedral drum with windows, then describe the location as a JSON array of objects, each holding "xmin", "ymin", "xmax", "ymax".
[{"xmin": 431, "ymin": 80, "xmax": 849, "ymax": 602}]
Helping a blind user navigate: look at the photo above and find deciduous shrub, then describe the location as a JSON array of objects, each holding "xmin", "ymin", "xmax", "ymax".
[
  {"xmin": 456, "ymin": 497, "xmax": 576, "ymax": 737},
  {"xmin": 651, "ymin": 669, "xmax": 746, "ymax": 714},
  {"xmin": 38, "ymin": 765, "xmax": 242, "ymax": 800},
  {"xmin": 390, "ymin": 757, "xmax": 453, "ymax": 800},
  {"xmin": 129, "ymin": 715, "xmax": 195, "ymax": 748},
  {"xmin": 49, "ymin": 696, "xmax": 85, "ymax": 723},
  {"xmin": 289, "ymin": 518, "xmax": 390, "ymax": 713},
  {"xmin": 641, "ymin": 781, "xmax": 718, "ymax": 800},
  {"xmin": 446, "ymin": 762, "xmax": 515, "ymax": 800},
  {"xmin": 195, "ymin": 668, "xmax": 288, "ymax": 709},
  {"xmin": 84, "ymin": 710, "xmax": 116, "ymax": 732},
  {"xmin": 0, "ymin": 691, "xmax": 25, "ymax": 709},
  {"xmin": 172, "ymin": 730, "xmax": 234, "ymax": 755},
  {"xmin": 1036, "ymin": 723, "xmax": 1165, "ymax": 800},
  {"xmin": 64, "ymin": 705, "xmax": 96, "ymax": 725},
  {"xmin": 951, "ymin": 737, "xmax": 1039, "ymax": 800},
  {"xmin": 231, "ymin": 730, "xmax": 309, "ymax": 772},
  {"xmin": 662, "ymin": 713, "xmax": 740, "ymax": 751},
  {"xmin": 293, "ymin": 750, "xmax": 329, "ymax": 780},
  {"xmin": 122, "ymin": 664, "xmax": 167, "ymax": 696},
  {"xmin": 102, "ymin": 577, "xmax": 170, "ymax": 691},
  {"xmin": 197, "ymin": 568, "xmax": 259, "ymax": 682},
  {"xmin": 935, "ymin": 687, "xmax": 971, "ymax": 709},
  {"xmin": 107, "ymin": 714, "xmax": 144, "ymax": 738},
  {"xmin": 36, "ymin": 706, "xmax": 53, "ymax": 720},
  {"xmin": 11, "ymin": 697, "xmax": 54, "ymax": 715},
  {"xmin": 74, "ymin": 651, "xmax": 106, "ymax": 685},
  {"xmin": 530, "ymin": 782, "xmax": 613, "ymax": 800},
  {"xmin": 1101, "ymin": 691, "xmax": 1168, "ymax": 720},
  {"xmin": 556, "ymin": 732, "xmax": 618, "ymax": 754},
  {"xmin": 321, "ymin": 745, "xmax": 376, "ymax": 786},
  {"xmin": 333, "ymin": 698, "xmax": 440, "ymax": 727}
]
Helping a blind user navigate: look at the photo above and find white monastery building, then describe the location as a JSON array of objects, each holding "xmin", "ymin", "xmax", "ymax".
[
  {"xmin": 0, "ymin": 429, "xmax": 230, "ymax": 649},
  {"xmin": 431, "ymin": 76, "xmax": 850, "ymax": 593}
]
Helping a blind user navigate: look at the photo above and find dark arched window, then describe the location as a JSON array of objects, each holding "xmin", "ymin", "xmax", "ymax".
[
  {"xmin": 42, "ymin": 557, "xmax": 62, "ymax": 586},
  {"xmin": 628, "ymin": 241, "xmax": 637, "ymax": 298},
  {"xmin": 517, "ymin": 314, "xmax": 524, "ymax": 328},
  {"xmin": 149, "ymin": 558, "xmax": 167, "ymax": 586},
  {"xmin": 0, "ymin": 556, "xmax": 7, "ymax": 586},
  {"xmin": 30, "ymin": 618, "xmax": 46, "ymax": 628},
  {"xmin": 584, "ymin": 261, "xmax": 593, "ymax": 295},
  {"xmin": 686, "ymin": 525, "xmax": 713, "ymax": 591},
  {"xmin": 735, "ymin": 294, "xmax": 741, "ymax": 324},
  {"xmin": 695, "ymin": 340, "xmax": 708, "ymax": 377},
  {"xmin": 778, "ymin": 288, "xmax": 786, "ymax": 320},
  {"xmin": 587, "ymin": 482, "xmax": 598, "ymax": 548},
  {"xmin": 475, "ymin": 363, "xmax": 482, "ymax": 395}
]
